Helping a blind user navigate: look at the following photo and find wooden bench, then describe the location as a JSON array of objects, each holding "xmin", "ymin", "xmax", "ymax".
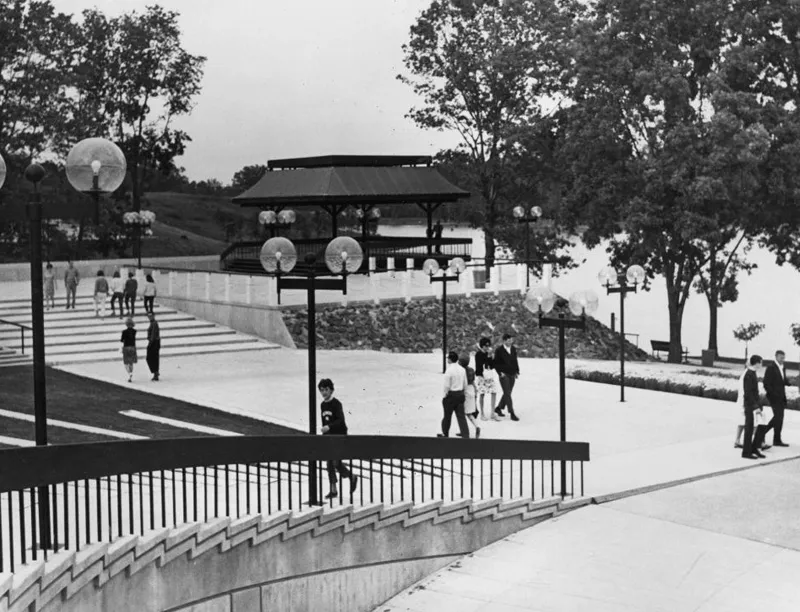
[{"xmin": 650, "ymin": 340, "xmax": 688, "ymax": 362}]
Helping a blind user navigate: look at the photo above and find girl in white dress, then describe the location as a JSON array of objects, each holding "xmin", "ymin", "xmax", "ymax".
[{"xmin": 458, "ymin": 354, "xmax": 481, "ymax": 438}]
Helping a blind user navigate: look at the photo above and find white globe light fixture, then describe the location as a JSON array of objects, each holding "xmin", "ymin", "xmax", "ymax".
[
  {"xmin": 325, "ymin": 236, "xmax": 363, "ymax": 274},
  {"xmin": 422, "ymin": 258, "xmax": 440, "ymax": 276},
  {"xmin": 260, "ymin": 237, "xmax": 297, "ymax": 274},
  {"xmin": 626, "ymin": 264, "xmax": 645, "ymax": 285},
  {"xmin": 512, "ymin": 205, "xmax": 525, "ymax": 219},
  {"xmin": 524, "ymin": 285, "xmax": 557, "ymax": 315},
  {"xmin": 597, "ymin": 265, "xmax": 618, "ymax": 286},
  {"xmin": 65, "ymin": 137, "xmax": 126, "ymax": 194},
  {"xmin": 448, "ymin": 257, "xmax": 466, "ymax": 276},
  {"xmin": 0, "ymin": 152, "xmax": 6, "ymax": 189}
]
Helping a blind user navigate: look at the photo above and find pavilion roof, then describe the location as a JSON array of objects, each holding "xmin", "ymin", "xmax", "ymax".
[{"xmin": 232, "ymin": 155, "xmax": 470, "ymax": 207}]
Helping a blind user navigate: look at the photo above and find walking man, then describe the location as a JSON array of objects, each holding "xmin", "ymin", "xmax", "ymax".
[
  {"xmin": 64, "ymin": 260, "xmax": 79, "ymax": 309},
  {"xmin": 762, "ymin": 350, "xmax": 791, "ymax": 447},
  {"xmin": 742, "ymin": 355, "xmax": 767, "ymax": 460},
  {"xmin": 124, "ymin": 272, "xmax": 138, "ymax": 317},
  {"xmin": 494, "ymin": 333, "xmax": 520, "ymax": 421},
  {"xmin": 318, "ymin": 378, "xmax": 358, "ymax": 500},
  {"xmin": 93, "ymin": 270, "xmax": 109, "ymax": 318},
  {"xmin": 438, "ymin": 351, "xmax": 470, "ymax": 438},
  {"xmin": 146, "ymin": 312, "xmax": 161, "ymax": 381}
]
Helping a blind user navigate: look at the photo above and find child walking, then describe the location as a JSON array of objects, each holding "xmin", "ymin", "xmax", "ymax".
[
  {"xmin": 43, "ymin": 263, "xmax": 56, "ymax": 310},
  {"xmin": 458, "ymin": 354, "xmax": 481, "ymax": 439},
  {"xmin": 318, "ymin": 378, "xmax": 358, "ymax": 500}
]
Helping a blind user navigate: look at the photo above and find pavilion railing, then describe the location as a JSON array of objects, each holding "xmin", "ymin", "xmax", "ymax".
[
  {"xmin": 0, "ymin": 435, "xmax": 589, "ymax": 573},
  {"xmin": 0, "ymin": 319, "xmax": 32, "ymax": 355}
]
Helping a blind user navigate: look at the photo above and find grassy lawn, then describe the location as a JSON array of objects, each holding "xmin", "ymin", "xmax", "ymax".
[
  {"xmin": 0, "ymin": 365, "xmax": 302, "ymax": 446},
  {"xmin": 145, "ymin": 192, "xmax": 249, "ymax": 242}
]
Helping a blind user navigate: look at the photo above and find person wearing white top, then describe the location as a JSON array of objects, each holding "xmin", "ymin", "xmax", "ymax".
[
  {"xmin": 438, "ymin": 351, "xmax": 470, "ymax": 438},
  {"xmin": 109, "ymin": 271, "xmax": 125, "ymax": 319}
]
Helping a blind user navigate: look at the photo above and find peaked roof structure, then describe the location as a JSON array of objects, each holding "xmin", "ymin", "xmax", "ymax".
[{"xmin": 232, "ymin": 155, "xmax": 470, "ymax": 206}]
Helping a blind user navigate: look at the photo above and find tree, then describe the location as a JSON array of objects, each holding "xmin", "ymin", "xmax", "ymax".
[
  {"xmin": 734, "ymin": 321, "xmax": 765, "ymax": 362},
  {"xmin": 74, "ymin": 6, "xmax": 206, "ymax": 213},
  {"xmin": 399, "ymin": 0, "xmax": 578, "ymax": 271},
  {"xmin": 551, "ymin": 0, "xmax": 772, "ymax": 363},
  {"xmin": 231, "ymin": 164, "xmax": 268, "ymax": 192}
]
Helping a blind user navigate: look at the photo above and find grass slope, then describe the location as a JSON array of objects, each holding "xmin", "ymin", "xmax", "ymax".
[{"xmin": 144, "ymin": 192, "xmax": 248, "ymax": 242}]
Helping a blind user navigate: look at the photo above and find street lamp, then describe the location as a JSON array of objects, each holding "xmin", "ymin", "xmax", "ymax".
[
  {"xmin": 524, "ymin": 285, "xmax": 599, "ymax": 498},
  {"xmin": 599, "ymin": 265, "xmax": 645, "ymax": 402},
  {"xmin": 260, "ymin": 235, "xmax": 363, "ymax": 506},
  {"xmin": 0, "ymin": 137, "xmax": 126, "ymax": 548},
  {"xmin": 512, "ymin": 204, "xmax": 543, "ymax": 289},
  {"xmin": 123, "ymin": 210, "xmax": 156, "ymax": 269},
  {"xmin": 423, "ymin": 257, "xmax": 467, "ymax": 373},
  {"xmin": 258, "ymin": 209, "xmax": 296, "ymax": 237}
]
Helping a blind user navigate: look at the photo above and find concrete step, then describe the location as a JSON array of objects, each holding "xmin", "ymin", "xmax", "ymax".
[
  {"xmin": 0, "ymin": 321, "xmax": 217, "ymax": 341},
  {"xmin": 0, "ymin": 347, "xmax": 31, "ymax": 368},
  {"xmin": 0, "ymin": 325, "xmax": 236, "ymax": 348},
  {"xmin": 47, "ymin": 341, "xmax": 276, "ymax": 366}
]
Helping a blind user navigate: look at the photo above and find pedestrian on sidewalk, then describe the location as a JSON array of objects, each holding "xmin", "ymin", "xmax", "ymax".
[
  {"xmin": 475, "ymin": 337, "xmax": 498, "ymax": 421},
  {"xmin": 318, "ymin": 378, "xmax": 358, "ymax": 500},
  {"xmin": 438, "ymin": 351, "xmax": 470, "ymax": 438},
  {"xmin": 761, "ymin": 349, "xmax": 791, "ymax": 447},
  {"xmin": 124, "ymin": 272, "xmax": 138, "ymax": 317},
  {"xmin": 43, "ymin": 262, "xmax": 56, "ymax": 311},
  {"xmin": 143, "ymin": 273, "xmax": 157, "ymax": 314},
  {"xmin": 493, "ymin": 333, "xmax": 520, "ymax": 421},
  {"xmin": 109, "ymin": 270, "xmax": 124, "ymax": 318},
  {"xmin": 458, "ymin": 354, "xmax": 481, "ymax": 438},
  {"xmin": 146, "ymin": 312, "xmax": 161, "ymax": 381},
  {"xmin": 120, "ymin": 318, "xmax": 138, "ymax": 383},
  {"xmin": 741, "ymin": 355, "xmax": 766, "ymax": 460},
  {"xmin": 93, "ymin": 270, "xmax": 109, "ymax": 318},
  {"xmin": 64, "ymin": 260, "xmax": 79, "ymax": 309}
]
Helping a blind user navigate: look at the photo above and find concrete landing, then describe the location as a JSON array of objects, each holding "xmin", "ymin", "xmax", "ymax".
[{"xmin": 377, "ymin": 459, "xmax": 800, "ymax": 612}]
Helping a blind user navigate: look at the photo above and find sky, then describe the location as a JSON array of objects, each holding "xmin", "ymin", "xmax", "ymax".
[{"xmin": 49, "ymin": 0, "xmax": 458, "ymax": 184}]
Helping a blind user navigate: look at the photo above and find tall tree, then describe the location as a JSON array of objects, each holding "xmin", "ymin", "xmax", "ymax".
[
  {"xmin": 552, "ymin": 0, "xmax": 770, "ymax": 362},
  {"xmin": 231, "ymin": 164, "xmax": 268, "ymax": 192},
  {"xmin": 74, "ymin": 6, "xmax": 206, "ymax": 213},
  {"xmin": 399, "ymin": 0, "xmax": 578, "ymax": 270}
]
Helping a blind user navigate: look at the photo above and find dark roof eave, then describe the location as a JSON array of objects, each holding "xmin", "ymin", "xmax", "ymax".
[{"xmin": 231, "ymin": 192, "xmax": 471, "ymax": 206}]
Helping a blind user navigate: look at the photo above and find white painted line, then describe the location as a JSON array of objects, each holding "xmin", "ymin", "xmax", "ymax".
[
  {"xmin": 0, "ymin": 409, "xmax": 147, "ymax": 440},
  {"xmin": 120, "ymin": 410, "xmax": 242, "ymax": 437},
  {"xmin": 0, "ymin": 435, "xmax": 35, "ymax": 447}
]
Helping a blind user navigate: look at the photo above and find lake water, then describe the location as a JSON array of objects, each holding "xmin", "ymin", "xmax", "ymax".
[{"xmin": 378, "ymin": 223, "xmax": 800, "ymax": 360}]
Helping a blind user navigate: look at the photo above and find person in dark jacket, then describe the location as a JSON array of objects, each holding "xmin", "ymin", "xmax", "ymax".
[
  {"xmin": 124, "ymin": 272, "xmax": 138, "ymax": 317},
  {"xmin": 319, "ymin": 379, "xmax": 358, "ymax": 500},
  {"xmin": 146, "ymin": 312, "xmax": 161, "ymax": 381},
  {"xmin": 493, "ymin": 333, "xmax": 521, "ymax": 421},
  {"xmin": 760, "ymin": 350, "xmax": 791, "ymax": 446},
  {"xmin": 742, "ymin": 355, "xmax": 766, "ymax": 459}
]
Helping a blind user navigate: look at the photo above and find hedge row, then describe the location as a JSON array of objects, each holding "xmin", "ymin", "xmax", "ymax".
[{"xmin": 568, "ymin": 369, "xmax": 800, "ymax": 411}]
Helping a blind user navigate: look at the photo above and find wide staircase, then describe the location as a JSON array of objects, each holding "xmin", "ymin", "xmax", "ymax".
[{"xmin": 0, "ymin": 293, "xmax": 280, "ymax": 366}]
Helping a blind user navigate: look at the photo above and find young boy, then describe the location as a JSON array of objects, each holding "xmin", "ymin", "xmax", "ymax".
[{"xmin": 318, "ymin": 379, "xmax": 358, "ymax": 500}]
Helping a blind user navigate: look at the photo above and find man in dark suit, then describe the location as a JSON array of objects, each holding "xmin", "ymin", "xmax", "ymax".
[
  {"xmin": 762, "ymin": 350, "xmax": 790, "ymax": 446},
  {"xmin": 493, "ymin": 333, "xmax": 520, "ymax": 421},
  {"xmin": 742, "ymin": 355, "xmax": 766, "ymax": 460}
]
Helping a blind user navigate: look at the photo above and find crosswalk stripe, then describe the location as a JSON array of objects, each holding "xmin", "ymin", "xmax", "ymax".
[
  {"xmin": 0, "ymin": 409, "xmax": 148, "ymax": 440},
  {"xmin": 120, "ymin": 410, "xmax": 242, "ymax": 437}
]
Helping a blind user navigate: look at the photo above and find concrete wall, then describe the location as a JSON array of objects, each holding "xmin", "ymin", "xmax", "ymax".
[
  {"xmin": 3, "ymin": 497, "xmax": 589, "ymax": 612},
  {"xmin": 0, "ymin": 255, "xmax": 220, "ymax": 282},
  {"xmin": 157, "ymin": 295, "xmax": 296, "ymax": 349}
]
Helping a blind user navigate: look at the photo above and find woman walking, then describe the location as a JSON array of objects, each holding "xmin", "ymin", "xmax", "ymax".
[
  {"xmin": 43, "ymin": 263, "xmax": 56, "ymax": 311},
  {"xmin": 120, "ymin": 318, "xmax": 138, "ymax": 382},
  {"xmin": 458, "ymin": 354, "xmax": 481, "ymax": 438},
  {"xmin": 143, "ymin": 273, "xmax": 157, "ymax": 314},
  {"xmin": 475, "ymin": 337, "xmax": 498, "ymax": 421}
]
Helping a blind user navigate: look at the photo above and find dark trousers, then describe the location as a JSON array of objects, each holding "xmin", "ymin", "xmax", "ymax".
[
  {"xmin": 146, "ymin": 340, "xmax": 160, "ymax": 375},
  {"xmin": 65, "ymin": 285, "xmax": 77, "ymax": 308},
  {"xmin": 326, "ymin": 459, "xmax": 352, "ymax": 485},
  {"xmin": 441, "ymin": 391, "xmax": 469, "ymax": 438},
  {"xmin": 124, "ymin": 293, "xmax": 136, "ymax": 315},
  {"xmin": 496, "ymin": 374, "xmax": 516, "ymax": 415},
  {"xmin": 143, "ymin": 296, "xmax": 155, "ymax": 314},
  {"xmin": 110, "ymin": 292, "xmax": 124, "ymax": 315},
  {"xmin": 765, "ymin": 402, "xmax": 786, "ymax": 444},
  {"xmin": 742, "ymin": 408, "xmax": 756, "ymax": 456}
]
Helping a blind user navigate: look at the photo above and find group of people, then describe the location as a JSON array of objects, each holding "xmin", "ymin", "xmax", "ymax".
[
  {"xmin": 120, "ymin": 313, "xmax": 161, "ymax": 383},
  {"xmin": 439, "ymin": 332, "xmax": 521, "ymax": 439},
  {"xmin": 735, "ymin": 350, "xmax": 791, "ymax": 459},
  {"xmin": 43, "ymin": 260, "xmax": 157, "ymax": 318}
]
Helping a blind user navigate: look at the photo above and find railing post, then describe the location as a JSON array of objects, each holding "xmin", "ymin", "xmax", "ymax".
[
  {"xmin": 369, "ymin": 257, "xmax": 378, "ymax": 305},
  {"xmin": 245, "ymin": 276, "xmax": 252, "ymax": 305},
  {"xmin": 186, "ymin": 272, "xmax": 192, "ymax": 299},
  {"xmin": 543, "ymin": 263, "xmax": 553, "ymax": 289},
  {"xmin": 224, "ymin": 275, "xmax": 231, "ymax": 303},
  {"xmin": 490, "ymin": 266, "xmax": 500, "ymax": 295},
  {"xmin": 463, "ymin": 265, "xmax": 474, "ymax": 298},
  {"xmin": 518, "ymin": 263, "xmax": 526, "ymax": 295},
  {"xmin": 167, "ymin": 271, "xmax": 174, "ymax": 297},
  {"xmin": 387, "ymin": 257, "xmax": 395, "ymax": 278},
  {"xmin": 21, "ymin": 327, "xmax": 25, "ymax": 354},
  {"xmin": 205, "ymin": 272, "xmax": 211, "ymax": 301}
]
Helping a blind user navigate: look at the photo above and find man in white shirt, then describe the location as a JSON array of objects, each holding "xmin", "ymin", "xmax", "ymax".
[{"xmin": 438, "ymin": 351, "xmax": 470, "ymax": 438}]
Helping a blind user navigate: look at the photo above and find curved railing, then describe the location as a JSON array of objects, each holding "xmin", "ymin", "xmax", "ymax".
[{"xmin": 0, "ymin": 435, "xmax": 589, "ymax": 572}]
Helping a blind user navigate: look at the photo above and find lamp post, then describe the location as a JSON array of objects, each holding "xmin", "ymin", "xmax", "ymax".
[
  {"xmin": 524, "ymin": 286, "xmax": 599, "ymax": 498},
  {"xmin": 599, "ymin": 265, "xmax": 645, "ymax": 402},
  {"xmin": 423, "ymin": 257, "xmax": 466, "ymax": 373},
  {"xmin": 258, "ymin": 209, "xmax": 296, "ymax": 238},
  {"xmin": 123, "ymin": 210, "xmax": 156, "ymax": 269},
  {"xmin": 0, "ymin": 137, "xmax": 126, "ymax": 548},
  {"xmin": 260, "ymin": 235, "xmax": 363, "ymax": 506},
  {"xmin": 512, "ymin": 205, "xmax": 543, "ymax": 289}
]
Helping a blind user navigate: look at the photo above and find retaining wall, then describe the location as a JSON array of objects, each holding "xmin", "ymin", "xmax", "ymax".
[{"xmin": 2, "ymin": 496, "xmax": 588, "ymax": 612}]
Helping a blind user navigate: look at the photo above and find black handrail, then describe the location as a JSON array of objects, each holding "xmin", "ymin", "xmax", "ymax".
[{"xmin": 0, "ymin": 318, "xmax": 32, "ymax": 355}]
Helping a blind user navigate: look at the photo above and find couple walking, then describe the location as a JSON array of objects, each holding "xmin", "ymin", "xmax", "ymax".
[
  {"xmin": 119, "ymin": 313, "xmax": 161, "ymax": 383},
  {"xmin": 475, "ymin": 333, "xmax": 521, "ymax": 421},
  {"xmin": 736, "ymin": 351, "xmax": 790, "ymax": 459}
]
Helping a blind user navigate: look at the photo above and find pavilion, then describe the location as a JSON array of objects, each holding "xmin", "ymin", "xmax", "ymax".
[{"xmin": 222, "ymin": 155, "xmax": 472, "ymax": 275}]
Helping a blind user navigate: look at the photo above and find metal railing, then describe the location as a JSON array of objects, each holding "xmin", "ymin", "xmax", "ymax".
[
  {"xmin": 0, "ymin": 435, "xmax": 589, "ymax": 572},
  {"xmin": 0, "ymin": 319, "xmax": 32, "ymax": 355}
]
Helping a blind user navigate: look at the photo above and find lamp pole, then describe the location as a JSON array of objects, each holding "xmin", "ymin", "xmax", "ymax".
[
  {"xmin": 600, "ymin": 265, "xmax": 644, "ymax": 403},
  {"xmin": 512, "ymin": 205, "xmax": 543, "ymax": 289},
  {"xmin": 424, "ymin": 258, "xmax": 466, "ymax": 373}
]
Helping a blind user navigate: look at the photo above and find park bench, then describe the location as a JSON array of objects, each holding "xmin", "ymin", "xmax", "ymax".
[{"xmin": 650, "ymin": 340, "xmax": 688, "ymax": 362}]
